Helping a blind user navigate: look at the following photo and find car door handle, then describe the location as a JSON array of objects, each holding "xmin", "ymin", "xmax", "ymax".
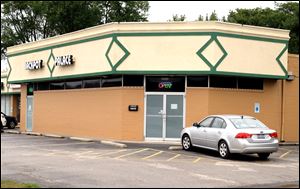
[
  {"xmin": 203, "ymin": 129, "xmax": 207, "ymax": 132},
  {"xmin": 218, "ymin": 131, "xmax": 221, "ymax": 134}
]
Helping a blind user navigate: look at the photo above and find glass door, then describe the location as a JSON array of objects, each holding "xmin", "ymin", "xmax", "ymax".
[
  {"xmin": 26, "ymin": 96, "xmax": 33, "ymax": 132},
  {"xmin": 145, "ymin": 93, "xmax": 184, "ymax": 140}
]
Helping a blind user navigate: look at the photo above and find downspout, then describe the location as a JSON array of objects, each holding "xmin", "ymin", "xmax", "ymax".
[{"xmin": 280, "ymin": 79, "xmax": 285, "ymax": 142}]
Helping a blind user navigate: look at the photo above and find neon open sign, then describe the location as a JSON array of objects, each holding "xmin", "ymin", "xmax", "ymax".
[{"xmin": 158, "ymin": 81, "xmax": 172, "ymax": 89}]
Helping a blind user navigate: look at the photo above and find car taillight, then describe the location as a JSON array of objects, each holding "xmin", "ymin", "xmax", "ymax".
[
  {"xmin": 235, "ymin": 133, "xmax": 252, "ymax": 139},
  {"xmin": 269, "ymin": 132, "xmax": 278, "ymax": 138}
]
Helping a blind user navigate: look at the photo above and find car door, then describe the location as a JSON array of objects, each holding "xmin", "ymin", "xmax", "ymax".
[
  {"xmin": 190, "ymin": 117, "xmax": 214, "ymax": 147},
  {"xmin": 206, "ymin": 117, "xmax": 226, "ymax": 150}
]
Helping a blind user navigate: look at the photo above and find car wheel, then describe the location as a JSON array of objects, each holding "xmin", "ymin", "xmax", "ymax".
[
  {"xmin": 258, "ymin": 153, "xmax": 270, "ymax": 160},
  {"xmin": 8, "ymin": 122, "xmax": 16, "ymax": 129},
  {"xmin": 218, "ymin": 140, "xmax": 231, "ymax": 159},
  {"xmin": 182, "ymin": 134, "xmax": 192, "ymax": 151}
]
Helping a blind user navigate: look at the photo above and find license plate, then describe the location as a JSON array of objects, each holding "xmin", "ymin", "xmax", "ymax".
[{"xmin": 256, "ymin": 134, "xmax": 266, "ymax": 139}]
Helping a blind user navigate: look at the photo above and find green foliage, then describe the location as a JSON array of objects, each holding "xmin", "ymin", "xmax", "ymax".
[
  {"xmin": 1, "ymin": 180, "xmax": 40, "ymax": 188},
  {"xmin": 227, "ymin": 2, "xmax": 299, "ymax": 54},
  {"xmin": 209, "ymin": 10, "xmax": 218, "ymax": 21},
  {"xmin": 1, "ymin": 1, "xmax": 149, "ymax": 56},
  {"xmin": 169, "ymin": 14, "xmax": 186, "ymax": 21}
]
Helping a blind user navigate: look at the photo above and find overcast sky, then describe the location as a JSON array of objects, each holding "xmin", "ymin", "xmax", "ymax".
[{"xmin": 148, "ymin": 1, "xmax": 292, "ymax": 22}]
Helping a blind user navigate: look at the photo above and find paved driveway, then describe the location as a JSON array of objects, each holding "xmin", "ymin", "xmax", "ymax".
[{"xmin": 1, "ymin": 133, "xmax": 299, "ymax": 188}]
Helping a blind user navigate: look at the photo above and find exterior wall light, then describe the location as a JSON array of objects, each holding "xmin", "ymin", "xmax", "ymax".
[{"xmin": 286, "ymin": 72, "xmax": 295, "ymax": 81}]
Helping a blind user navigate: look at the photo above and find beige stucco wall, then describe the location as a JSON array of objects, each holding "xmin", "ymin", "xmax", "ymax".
[
  {"xmin": 217, "ymin": 37, "xmax": 287, "ymax": 76},
  {"xmin": 117, "ymin": 36, "xmax": 211, "ymax": 71},
  {"xmin": 7, "ymin": 21, "xmax": 289, "ymax": 83}
]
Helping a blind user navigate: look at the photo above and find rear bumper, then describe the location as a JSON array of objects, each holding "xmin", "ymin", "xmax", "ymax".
[{"xmin": 230, "ymin": 139, "xmax": 279, "ymax": 154}]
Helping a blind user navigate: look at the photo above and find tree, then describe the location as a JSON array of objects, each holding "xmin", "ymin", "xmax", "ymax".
[
  {"xmin": 1, "ymin": 1, "xmax": 150, "ymax": 57},
  {"xmin": 169, "ymin": 14, "xmax": 186, "ymax": 21},
  {"xmin": 209, "ymin": 10, "xmax": 218, "ymax": 21},
  {"xmin": 197, "ymin": 15, "xmax": 203, "ymax": 21},
  {"xmin": 227, "ymin": 2, "xmax": 299, "ymax": 54}
]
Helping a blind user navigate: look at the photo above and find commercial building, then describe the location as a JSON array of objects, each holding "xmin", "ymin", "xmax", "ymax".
[
  {"xmin": 6, "ymin": 21, "xmax": 299, "ymax": 142},
  {"xmin": 1, "ymin": 65, "xmax": 21, "ymax": 121}
]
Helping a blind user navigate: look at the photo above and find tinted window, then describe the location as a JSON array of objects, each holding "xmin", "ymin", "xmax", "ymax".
[
  {"xmin": 210, "ymin": 76, "xmax": 237, "ymax": 88},
  {"xmin": 65, "ymin": 81, "xmax": 82, "ymax": 89},
  {"xmin": 37, "ymin": 82, "xmax": 49, "ymax": 90},
  {"xmin": 50, "ymin": 82, "xmax": 65, "ymax": 90},
  {"xmin": 123, "ymin": 75, "xmax": 144, "ymax": 86},
  {"xmin": 83, "ymin": 79, "xmax": 101, "ymax": 88},
  {"xmin": 102, "ymin": 76, "xmax": 122, "ymax": 87},
  {"xmin": 27, "ymin": 83, "xmax": 34, "ymax": 95},
  {"xmin": 187, "ymin": 76, "xmax": 208, "ymax": 87},
  {"xmin": 211, "ymin": 118, "xmax": 226, "ymax": 129},
  {"xmin": 199, "ymin": 117, "xmax": 214, "ymax": 127},
  {"xmin": 238, "ymin": 77, "xmax": 263, "ymax": 90}
]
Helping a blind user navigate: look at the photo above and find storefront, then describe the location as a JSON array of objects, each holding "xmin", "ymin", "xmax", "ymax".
[
  {"xmin": 1, "ymin": 71, "xmax": 21, "ymax": 121},
  {"xmin": 6, "ymin": 21, "xmax": 298, "ymax": 142}
]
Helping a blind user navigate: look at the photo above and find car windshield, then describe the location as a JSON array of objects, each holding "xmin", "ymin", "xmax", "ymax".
[{"xmin": 230, "ymin": 118, "xmax": 268, "ymax": 129}]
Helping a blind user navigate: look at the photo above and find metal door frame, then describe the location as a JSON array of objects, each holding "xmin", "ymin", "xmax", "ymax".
[{"xmin": 144, "ymin": 92, "xmax": 186, "ymax": 141}]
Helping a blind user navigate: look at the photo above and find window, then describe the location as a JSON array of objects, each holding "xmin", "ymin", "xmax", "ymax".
[
  {"xmin": 102, "ymin": 75, "xmax": 122, "ymax": 87},
  {"xmin": 27, "ymin": 83, "xmax": 34, "ymax": 95},
  {"xmin": 65, "ymin": 80, "xmax": 82, "ymax": 89},
  {"xmin": 37, "ymin": 82, "xmax": 49, "ymax": 91},
  {"xmin": 83, "ymin": 79, "xmax": 101, "ymax": 88},
  {"xmin": 123, "ymin": 75, "xmax": 144, "ymax": 86},
  {"xmin": 187, "ymin": 76, "xmax": 208, "ymax": 87},
  {"xmin": 238, "ymin": 77, "xmax": 263, "ymax": 90},
  {"xmin": 50, "ymin": 82, "xmax": 65, "ymax": 90},
  {"xmin": 199, "ymin": 117, "xmax": 214, "ymax": 127},
  {"xmin": 211, "ymin": 117, "xmax": 226, "ymax": 129},
  {"xmin": 210, "ymin": 76, "xmax": 237, "ymax": 88},
  {"xmin": 230, "ymin": 118, "xmax": 268, "ymax": 129}
]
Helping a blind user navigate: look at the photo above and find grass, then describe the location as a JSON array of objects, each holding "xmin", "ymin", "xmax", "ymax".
[{"xmin": 1, "ymin": 180, "xmax": 39, "ymax": 188}]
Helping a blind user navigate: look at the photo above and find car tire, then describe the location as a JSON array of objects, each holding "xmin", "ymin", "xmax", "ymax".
[
  {"xmin": 182, "ymin": 134, "xmax": 192, "ymax": 151},
  {"xmin": 258, "ymin": 153, "xmax": 270, "ymax": 160},
  {"xmin": 8, "ymin": 122, "xmax": 16, "ymax": 129},
  {"xmin": 218, "ymin": 140, "xmax": 231, "ymax": 159}
]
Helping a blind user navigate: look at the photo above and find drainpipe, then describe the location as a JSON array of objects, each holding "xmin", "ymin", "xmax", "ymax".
[{"xmin": 280, "ymin": 79, "xmax": 285, "ymax": 142}]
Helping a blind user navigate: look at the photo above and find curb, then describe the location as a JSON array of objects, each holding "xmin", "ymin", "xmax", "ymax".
[
  {"xmin": 69, "ymin": 137, "xmax": 94, "ymax": 142},
  {"xmin": 26, "ymin": 132, "xmax": 42, "ymax": 136},
  {"xmin": 168, "ymin": 146, "xmax": 182, "ymax": 150},
  {"xmin": 43, "ymin": 134, "xmax": 64, "ymax": 138},
  {"xmin": 3, "ymin": 130, "xmax": 21, "ymax": 134},
  {"xmin": 101, "ymin": 140, "xmax": 127, "ymax": 148}
]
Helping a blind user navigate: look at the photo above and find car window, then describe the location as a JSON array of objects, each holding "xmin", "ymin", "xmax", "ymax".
[
  {"xmin": 211, "ymin": 117, "xmax": 226, "ymax": 129},
  {"xmin": 230, "ymin": 118, "xmax": 268, "ymax": 129},
  {"xmin": 199, "ymin": 117, "xmax": 214, "ymax": 127}
]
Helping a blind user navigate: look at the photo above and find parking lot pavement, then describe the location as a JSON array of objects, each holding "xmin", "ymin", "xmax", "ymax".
[{"xmin": 1, "ymin": 133, "xmax": 299, "ymax": 188}]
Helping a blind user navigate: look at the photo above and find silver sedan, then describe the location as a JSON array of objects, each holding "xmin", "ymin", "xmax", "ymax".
[{"xmin": 181, "ymin": 115, "xmax": 279, "ymax": 159}]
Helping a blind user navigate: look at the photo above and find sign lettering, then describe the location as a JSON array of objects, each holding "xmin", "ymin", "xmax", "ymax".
[
  {"xmin": 25, "ymin": 60, "xmax": 43, "ymax": 70},
  {"xmin": 158, "ymin": 81, "xmax": 172, "ymax": 89},
  {"xmin": 55, "ymin": 55, "xmax": 73, "ymax": 66}
]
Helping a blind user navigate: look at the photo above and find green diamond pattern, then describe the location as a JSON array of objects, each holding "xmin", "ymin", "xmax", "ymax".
[
  {"xmin": 46, "ymin": 49, "xmax": 56, "ymax": 77},
  {"xmin": 197, "ymin": 35, "xmax": 228, "ymax": 71},
  {"xmin": 105, "ymin": 36, "xmax": 130, "ymax": 71}
]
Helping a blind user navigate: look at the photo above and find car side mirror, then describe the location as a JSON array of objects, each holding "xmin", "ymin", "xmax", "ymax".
[{"xmin": 193, "ymin": 122, "xmax": 200, "ymax": 127}]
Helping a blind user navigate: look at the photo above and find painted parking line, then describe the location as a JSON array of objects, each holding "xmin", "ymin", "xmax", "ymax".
[
  {"xmin": 114, "ymin": 148, "xmax": 149, "ymax": 159},
  {"xmin": 142, "ymin": 151, "xmax": 163, "ymax": 160},
  {"xmin": 95, "ymin": 149, "xmax": 128, "ymax": 157},
  {"xmin": 280, "ymin": 151, "xmax": 292, "ymax": 159},
  {"xmin": 193, "ymin": 157, "xmax": 202, "ymax": 163},
  {"xmin": 166, "ymin": 154, "xmax": 181, "ymax": 162}
]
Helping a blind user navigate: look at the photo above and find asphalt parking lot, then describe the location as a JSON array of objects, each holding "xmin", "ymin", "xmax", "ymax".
[{"xmin": 1, "ymin": 133, "xmax": 299, "ymax": 188}]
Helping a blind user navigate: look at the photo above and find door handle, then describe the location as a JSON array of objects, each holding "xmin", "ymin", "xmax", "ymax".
[
  {"xmin": 203, "ymin": 129, "xmax": 207, "ymax": 133},
  {"xmin": 218, "ymin": 131, "xmax": 221, "ymax": 134}
]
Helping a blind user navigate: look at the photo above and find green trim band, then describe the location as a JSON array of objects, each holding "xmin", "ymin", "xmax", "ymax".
[{"xmin": 1, "ymin": 92, "xmax": 21, "ymax": 95}]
